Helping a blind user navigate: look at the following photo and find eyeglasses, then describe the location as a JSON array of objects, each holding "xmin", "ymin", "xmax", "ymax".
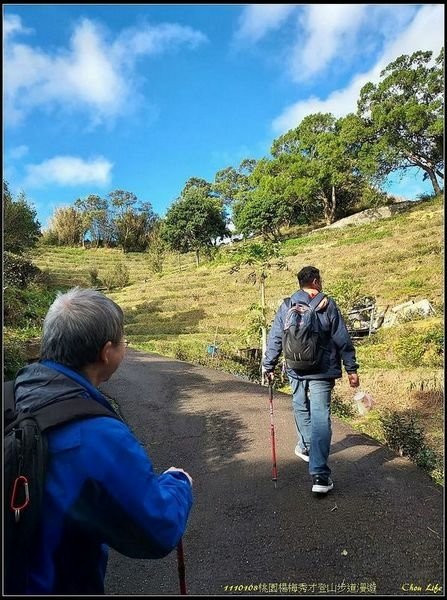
[{"xmin": 122, "ymin": 339, "xmax": 129, "ymax": 347}]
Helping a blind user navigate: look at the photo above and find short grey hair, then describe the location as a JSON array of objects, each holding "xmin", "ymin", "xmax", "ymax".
[{"xmin": 40, "ymin": 287, "xmax": 124, "ymax": 370}]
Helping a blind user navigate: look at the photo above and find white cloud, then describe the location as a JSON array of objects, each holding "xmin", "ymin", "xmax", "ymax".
[
  {"xmin": 273, "ymin": 4, "xmax": 445, "ymax": 134},
  {"xmin": 23, "ymin": 156, "xmax": 113, "ymax": 188},
  {"xmin": 290, "ymin": 5, "xmax": 368, "ymax": 81},
  {"xmin": 234, "ymin": 4, "xmax": 296, "ymax": 44},
  {"xmin": 3, "ymin": 14, "xmax": 32, "ymax": 40},
  {"xmin": 374, "ymin": 4, "xmax": 444, "ymax": 71},
  {"xmin": 4, "ymin": 16, "xmax": 207, "ymax": 127},
  {"xmin": 113, "ymin": 22, "xmax": 207, "ymax": 59}
]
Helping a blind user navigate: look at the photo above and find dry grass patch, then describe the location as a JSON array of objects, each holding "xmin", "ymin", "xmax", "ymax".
[{"xmin": 334, "ymin": 368, "xmax": 444, "ymax": 456}]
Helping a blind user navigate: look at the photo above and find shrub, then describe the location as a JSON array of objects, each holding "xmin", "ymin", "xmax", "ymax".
[
  {"xmin": 3, "ymin": 331, "xmax": 27, "ymax": 380},
  {"xmin": 325, "ymin": 279, "xmax": 364, "ymax": 319},
  {"xmin": 4, "ymin": 285, "xmax": 57, "ymax": 328},
  {"xmin": 231, "ymin": 241, "xmax": 282, "ymax": 266},
  {"xmin": 89, "ymin": 266, "xmax": 101, "ymax": 286},
  {"xmin": 4, "ymin": 252, "xmax": 41, "ymax": 288},
  {"xmin": 380, "ymin": 411, "xmax": 425, "ymax": 459},
  {"xmin": 394, "ymin": 324, "xmax": 443, "ymax": 368},
  {"xmin": 331, "ymin": 391, "xmax": 356, "ymax": 419},
  {"xmin": 147, "ymin": 248, "xmax": 165, "ymax": 274},
  {"xmin": 102, "ymin": 262, "xmax": 130, "ymax": 290},
  {"xmin": 239, "ymin": 303, "xmax": 264, "ymax": 348},
  {"xmin": 415, "ymin": 446, "xmax": 440, "ymax": 472},
  {"xmin": 173, "ymin": 343, "xmax": 189, "ymax": 361},
  {"xmin": 40, "ymin": 228, "xmax": 59, "ymax": 246},
  {"xmin": 379, "ymin": 410, "xmax": 444, "ymax": 484}
]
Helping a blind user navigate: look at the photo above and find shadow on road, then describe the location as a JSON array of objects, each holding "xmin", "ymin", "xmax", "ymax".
[{"xmin": 101, "ymin": 350, "xmax": 443, "ymax": 596}]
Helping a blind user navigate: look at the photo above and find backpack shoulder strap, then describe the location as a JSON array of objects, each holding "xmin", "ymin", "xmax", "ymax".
[
  {"xmin": 4, "ymin": 380, "xmax": 16, "ymax": 427},
  {"xmin": 308, "ymin": 292, "xmax": 326, "ymax": 312},
  {"xmin": 10, "ymin": 397, "xmax": 122, "ymax": 433}
]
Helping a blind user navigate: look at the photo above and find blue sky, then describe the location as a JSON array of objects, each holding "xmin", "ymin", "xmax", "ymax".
[{"xmin": 4, "ymin": 4, "xmax": 444, "ymax": 229}]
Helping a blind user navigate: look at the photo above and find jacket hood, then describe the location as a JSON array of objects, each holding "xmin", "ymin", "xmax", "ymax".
[{"xmin": 14, "ymin": 362, "xmax": 90, "ymax": 412}]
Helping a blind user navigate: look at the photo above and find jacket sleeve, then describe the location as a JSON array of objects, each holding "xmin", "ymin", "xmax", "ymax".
[
  {"xmin": 263, "ymin": 301, "xmax": 287, "ymax": 372},
  {"xmin": 329, "ymin": 301, "xmax": 359, "ymax": 373},
  {"xmin": 78, "ymin": 418, "xmax": 193, "ymax": 559}
]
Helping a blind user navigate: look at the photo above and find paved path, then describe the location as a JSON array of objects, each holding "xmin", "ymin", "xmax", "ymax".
[{"xmin": 100, "ymin": 350, "xmax": 443, "ymax": 596}]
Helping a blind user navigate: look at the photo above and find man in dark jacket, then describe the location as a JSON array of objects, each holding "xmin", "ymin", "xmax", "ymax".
[
  {"xmin": 12, "ymin": 287, "xmax": 193, "ymax": 594},
  {"xmin": 263, "ymin": 266, "xmax": 359, "ymax": 494}
]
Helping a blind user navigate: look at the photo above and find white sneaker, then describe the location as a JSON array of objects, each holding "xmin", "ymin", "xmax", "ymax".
[{"xmin": 294, "ymin": 445, "xmax": 310, "ymax": 462}]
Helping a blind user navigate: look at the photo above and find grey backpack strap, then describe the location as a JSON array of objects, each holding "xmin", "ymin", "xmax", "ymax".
[
  {"xmin": 308, "ymin": 292, "xmax": 326, "ymax": 311},
  {"xmin": 30, "ymin": 397, "xmax": 122, "ymax": 431}
]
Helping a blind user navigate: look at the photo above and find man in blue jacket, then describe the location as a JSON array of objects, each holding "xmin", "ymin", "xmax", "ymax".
[
  {"xmin": 12, "ymin": 287, "xmax": 193, "ymax": 594},
  {"xmin": 263, "ymin": 266, "xmax": 359, "ymax": 494}
]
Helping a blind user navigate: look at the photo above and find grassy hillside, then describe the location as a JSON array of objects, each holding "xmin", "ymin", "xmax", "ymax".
[{"xmin": 31, "ymin": 195, "xmax": 444, "ymax": 480}]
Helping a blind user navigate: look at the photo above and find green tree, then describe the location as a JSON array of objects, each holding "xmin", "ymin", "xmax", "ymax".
[
  {"xmin": 49, "ymin": 206, "xmax": 83, "ymax": 246},
  {"xmin": 271, "ymin": 113, "xmax": 368, "ymax": 225},
  {"xmin": 118, "ymin": 203, "xmax": 158, "ymax": 252},
  {"xmin": 355, "ymin": 48, "xmax": 444, "ymax": 194},
  {"xmin": 108, "ymin": 190, "xmax": 157, "ymax": 252},
  {"xmin": 4, "ymin": 181, "xmax": 41, "ymax": 253},
  {"xmin": 233, "ymin": 159, "xmax": 294, "ymax": 240},
  {"xmin": 230, "ymin": 241, "xmax": 285, "ymax": 374},
  {"xmin": 74, "ymin": 194, "xmax": 109, "ymax": 248},
  {"xmin": 213, "ymin": 159, "xmax": 257, "ymax": 207},
  {"xmin": 146, "ymin": 219, "xmax": 167, "ymax": 273},
  {"xmin": 163, "ymin": 181, "xmax": 228, "ymax": 266},
  {"xmin": 109, "ymin": 190, "xmax": 138, "ymax": 251}
]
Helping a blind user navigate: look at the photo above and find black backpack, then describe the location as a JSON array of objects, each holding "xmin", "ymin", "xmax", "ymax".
[
  {"xmin": 282, "ymin": 292, "xmax": 327, "ymax": 373},
  {"xmin": 4, "ymin": 380, "xmax": 121, "ymax": 595}
]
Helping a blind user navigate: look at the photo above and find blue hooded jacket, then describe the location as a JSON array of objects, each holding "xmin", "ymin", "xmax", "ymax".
[
  {"xmin": 13, "ymin": 361, "xmax": 193, "ymax": 595},
  {"xmin": 263, "ymin": 289, "xmax": 358, "ymax": 379}
]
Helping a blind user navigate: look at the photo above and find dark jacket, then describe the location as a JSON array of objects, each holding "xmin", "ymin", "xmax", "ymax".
[
  {"xmin": 263, "ymin": 289, "xmax": 358, "ymax": 379},
  {"xmin": 14, "ymin": 361, "xmax": 193, "ymax": 595}
]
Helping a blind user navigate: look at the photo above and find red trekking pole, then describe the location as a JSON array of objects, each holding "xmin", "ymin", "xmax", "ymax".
[
  {"xmin": 177, "ymin": 539, "xmax": 187, "ymax": 594},
  {"xmin": 268, "ymin": 384, "xmax": 278, "ymax": 487}
]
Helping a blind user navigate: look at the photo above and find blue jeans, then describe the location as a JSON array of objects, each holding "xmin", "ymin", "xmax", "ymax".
[{"xmin": 289, "ymin": 378, "xmax": 334, "ymax": 477}]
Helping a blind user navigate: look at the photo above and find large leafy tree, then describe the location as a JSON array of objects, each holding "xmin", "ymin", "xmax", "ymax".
[
  {"xmin": 233, "ymin": 159, "xmax": 294, "ymax": 240},
  {"xmin": 163, "ymin": 178, "xmax": 228, "ymax": 266},
  {"xmin": 213, "ymin": 159, "xmax": 257, "ymax": 207},
  {"xmin": 355, "ymin": 48, "xmax": 444, "ymax": 194},
  {"xmin": 270, "ymin": 113, "xmax": 366, "ymax": 225},
  {"xmin": 4, "ymin": 181, "xmax": 41, "ymax": 253}
]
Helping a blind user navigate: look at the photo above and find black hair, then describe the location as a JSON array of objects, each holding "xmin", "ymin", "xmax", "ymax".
[{"xmin": 297, "ymin": 266, "xmax": 321, "ymax": 287}]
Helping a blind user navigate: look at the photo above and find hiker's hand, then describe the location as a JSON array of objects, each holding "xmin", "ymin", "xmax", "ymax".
[
  {"xmin": 264, "ymin": 371, "xmax": 275, "ymax": 384},
  {"xmin": 164, "ymin": 467, "xmax": 193, "ymax": 486},
  {"xmin": 347, "ymin": 373, "xmax": 360, "ymax": 388}
]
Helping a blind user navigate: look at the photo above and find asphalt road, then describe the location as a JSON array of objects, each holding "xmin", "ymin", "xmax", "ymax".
[{"xmin": 100, "ymin": 349, "xmax": 443, "ymax": 597}]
